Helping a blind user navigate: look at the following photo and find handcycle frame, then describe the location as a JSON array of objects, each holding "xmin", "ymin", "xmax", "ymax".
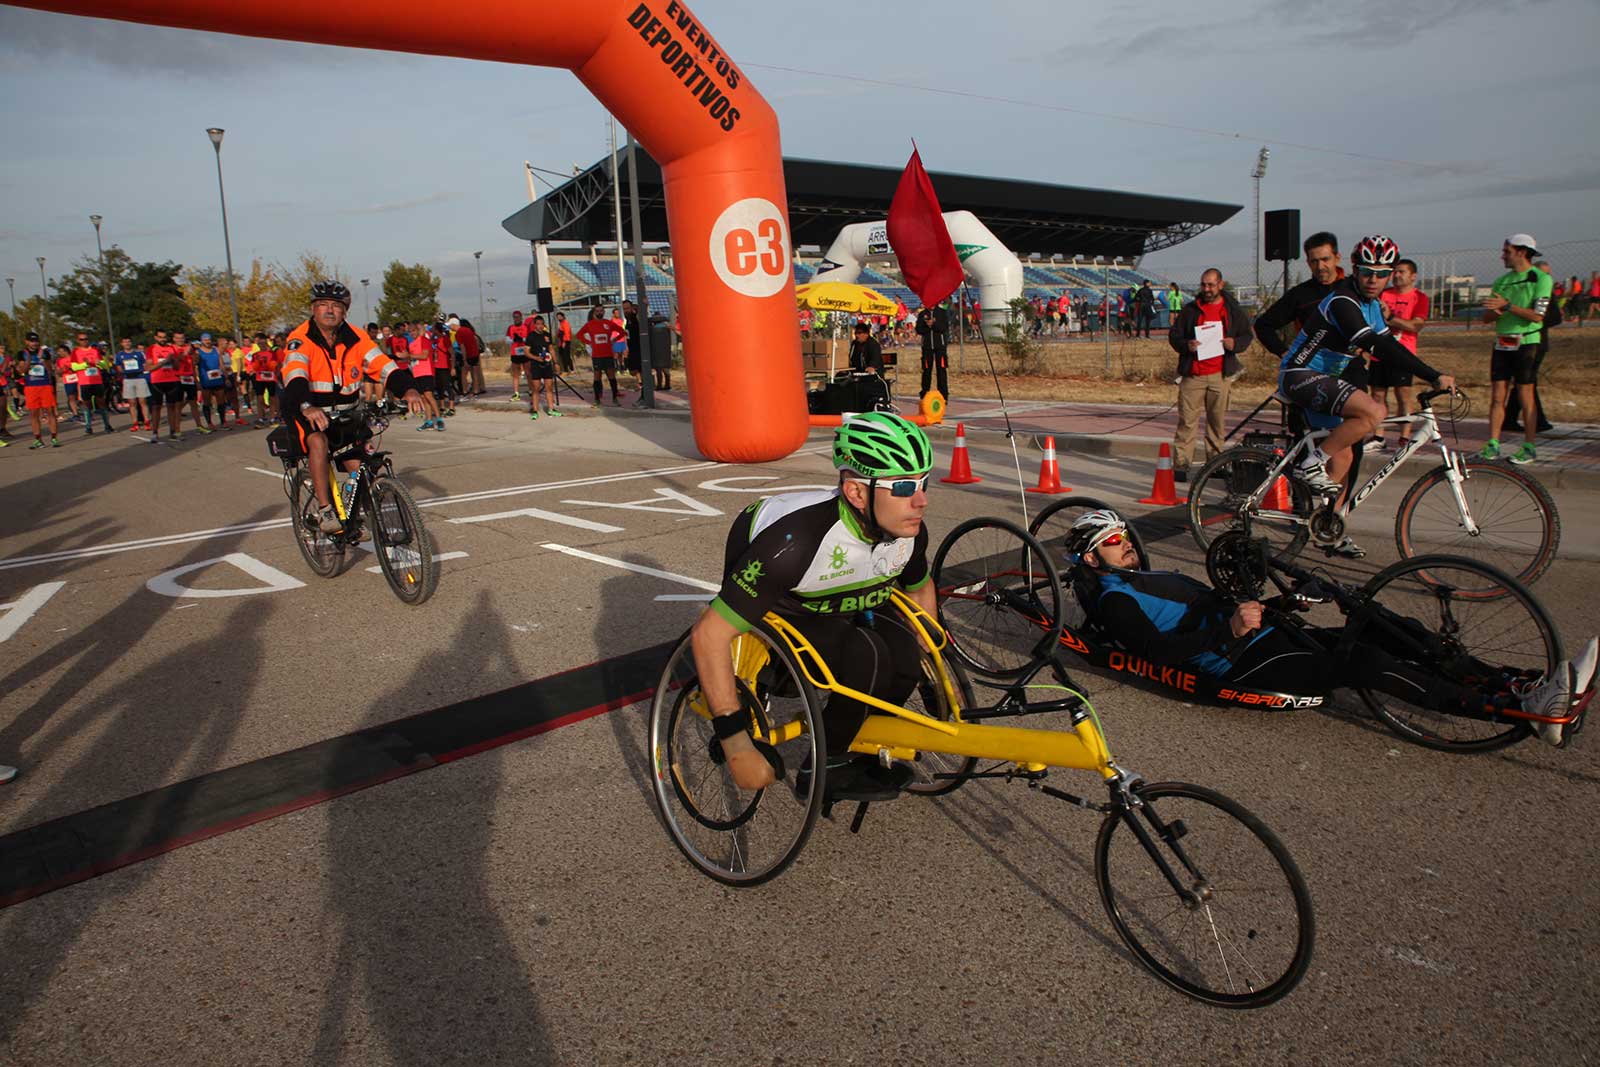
[{"xmin": 653, "ymin": 588, "xmax": 1315, "ymax": 1007}]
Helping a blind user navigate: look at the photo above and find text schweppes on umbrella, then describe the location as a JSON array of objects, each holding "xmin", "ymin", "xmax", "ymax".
[{"xmin": 626, "ymin": 1, "xmax": 743, "ymax": 133}]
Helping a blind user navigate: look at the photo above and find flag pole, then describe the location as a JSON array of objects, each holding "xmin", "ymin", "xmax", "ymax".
[{"xmin": 963, "ymin": 281, "xmax": 1030, "ymax": 525}]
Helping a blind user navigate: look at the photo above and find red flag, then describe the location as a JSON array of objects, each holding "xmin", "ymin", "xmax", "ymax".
[{"xmin": 887, "ymin": 146, "xmax": 963, "ymax": 307}]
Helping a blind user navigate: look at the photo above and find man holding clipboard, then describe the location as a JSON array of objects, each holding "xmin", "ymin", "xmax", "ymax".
[{"xmin": 1167, "ymin": 268, "xmax": 1253, "ymax": 482}]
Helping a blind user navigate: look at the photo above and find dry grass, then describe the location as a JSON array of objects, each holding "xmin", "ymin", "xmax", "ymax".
[
  {"xmin": 474, "ymin": 326, "xmax": 1600, "ymax": 421},
  {"xmin": 936, "ymin": 326, "xmax": 1600, "ymax": 420}
]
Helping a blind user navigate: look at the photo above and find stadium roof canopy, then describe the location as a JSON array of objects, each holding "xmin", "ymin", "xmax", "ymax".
[{"xmin": 503, "ymin": 152, "xmax": 1239, "ymax": 261}]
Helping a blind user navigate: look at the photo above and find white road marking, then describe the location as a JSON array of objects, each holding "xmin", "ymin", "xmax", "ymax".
[
  {"xmin": 145, "ymin": 553, "xmax": 307, "ymax": 599},
  {"xmin": 365, "ymin": 551, "xmax": 468, "ymax": 574},
  {"xmin": 539, "ymin": 544, "xmax": 719, "ymax": 591},
  {"xmin": 245, "ymin": 466, "xmax": 282, "ymax": 479},
  {"xmin": 654, "ymin": 593, "xmax": 716, "ymax": 602},
  {"xmin": 450, "ymin": 508, "xmax": 624, "ymax": 533},
  {"xmin": 0, "ymin": 581, "xmax": 67, "ymax": 643},
  {"xmin": 0, "ymin": 460, "xmax": 721, "ymax": 573},
  {"xmin": 697, "ymin": 475, "xmax": 832, "ymax": 493},
  {"xmin": 561, "ymin": 487, "xmax": 722, "ymax": 517}
]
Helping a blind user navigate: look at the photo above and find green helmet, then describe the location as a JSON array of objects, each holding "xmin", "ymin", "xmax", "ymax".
[{"xmin": 833, "ymin": 412, "xmax": 933, "ymax": 478}]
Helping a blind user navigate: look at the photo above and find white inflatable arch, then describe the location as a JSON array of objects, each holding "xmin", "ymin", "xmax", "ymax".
[{"xmin": 811, "ymin": 211, "xmax": 1023, "ymax": 336}]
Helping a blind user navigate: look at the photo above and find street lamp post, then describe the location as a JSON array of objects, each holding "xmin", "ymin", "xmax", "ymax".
[
  {"xmin": 473, "ymin": 251, "xmax": 485, "ymax": 322},
  {"xmin": 206, "ymin": 128, "xmax": 244, "ymax": 345},
  {"xmin": 36, "ymin": 257, "xmax": 47, "ymax": 342},
  {"xmin": 360, "ymin": 278, "xmax": 371, "ymax": 325},
  {"xmin": 1251, "ymin": 146, "xmax": 1270, "ymax": 304},
  {"xmin": 89, "ymin": 214, "xmax": 116, "ymax": 347}
]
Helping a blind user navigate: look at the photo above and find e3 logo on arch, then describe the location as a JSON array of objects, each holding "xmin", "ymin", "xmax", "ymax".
[{"xmin": 709, "ymin": 197, "xmax": 791, "ymax": 298}]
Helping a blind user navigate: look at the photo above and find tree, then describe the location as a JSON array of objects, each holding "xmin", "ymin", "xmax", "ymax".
[
  {"xmin": 267, "ymin": 252, "xmax": 350, "ymax": 328},
  {"xmin": 45, "ymin": 246, "xmax": 191, "ymax": 342},
  {"xmin": 374, "ymin": 261, "xmax": 441, "ymax": 326},
  {"xmin": 182, "ymin": 258, "xmax": 283, "ymax": 338}
]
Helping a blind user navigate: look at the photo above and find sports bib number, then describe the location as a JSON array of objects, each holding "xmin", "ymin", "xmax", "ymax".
[
  {"xmin": 124, "ymin": 359, "xmax": 141, "ymax": 372},
  {"xmin": 1495, "ymin": 334, "xmax": 1525, "ymax": 352}
]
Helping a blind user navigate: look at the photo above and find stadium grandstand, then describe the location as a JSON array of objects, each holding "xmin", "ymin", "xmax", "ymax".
[{"xmin": 497, "ymin": 150, "xmax": 1238, "ymax": 330}]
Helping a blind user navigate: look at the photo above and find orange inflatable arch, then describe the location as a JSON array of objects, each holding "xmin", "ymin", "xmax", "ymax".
[{"xmin": 18, "ymin": 0, "xmax": 809, "ymax": 463}]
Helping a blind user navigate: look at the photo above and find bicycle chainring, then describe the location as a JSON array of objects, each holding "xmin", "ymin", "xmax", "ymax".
[
  {"xmin": 1205, "ymin": 530, "xmax": 1270, "ymax": 601},
  {"xmin": 1308, "ymin": 506, "xmax": 1345, "ymax": 543}
]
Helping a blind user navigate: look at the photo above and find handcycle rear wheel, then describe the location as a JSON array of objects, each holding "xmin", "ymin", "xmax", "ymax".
[
  {"xmin": 1394, "ymin": 459, "xmax": 1560, "ymax": 595},
  {"xmin": 932, "ymin": 517, "xmax": 1064, "ymax": 679},
  {"xmin": 369, "ymin": 475, "xmax": 439, "ymax": 605},
  {"xmin": 1347, "ymin": 554, "xmax": 1561, "ymax": 751},
  {"xmin": 289, "ymin": 467, "xmax": 345, "ymax": 578},
  {"xmin": 648, "ymin": 627, "xmax": 827, "ymax": 886},
  {"xmin": 1188, "ymin": 447, "xmax": 1313, "ymax": 558},
  {"xmin": 1096, "ymin": 781, "xmax": 1314, "ymax": 1009},
  {"xmin": 1028, "ymin": 495, "xmax": 1151, "ymax": 571}
]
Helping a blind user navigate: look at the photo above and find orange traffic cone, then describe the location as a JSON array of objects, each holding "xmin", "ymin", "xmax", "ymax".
[
  {"xmin": 940, "ymin": 423, "xmax": 982, "ymax": 484},
  {"xmin": 1261, "ymin": 473, "xmax": 1292, "ymax": 512},
  {"xmin": 1026, "ymin": 435, "xmax": 1072, "ymax": 494},
  {"xmin": 1138, "ymin": 442, "xmax": 1189, "ymax": 505}
]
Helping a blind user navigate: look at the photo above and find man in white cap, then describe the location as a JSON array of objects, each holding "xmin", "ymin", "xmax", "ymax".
[{"xmin": 1481, "ymin": 234, "xmax": 1553, "ymax": 464}]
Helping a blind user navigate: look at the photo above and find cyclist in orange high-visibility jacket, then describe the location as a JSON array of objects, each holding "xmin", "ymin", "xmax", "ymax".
[{"xmin": 279, "ymin": 280, "xmax": 427, "ymax": 534}]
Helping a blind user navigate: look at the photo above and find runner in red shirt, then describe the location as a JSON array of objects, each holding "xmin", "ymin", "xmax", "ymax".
[
  {"xmin": 145, "ymin": 329, "xmax": 184, "ymax": 439},
  {"xmin": 505, "ymin": 309, "xmax": 530, "ymax": 401},
  {"xmin": 250, "ymin": 337, "xmax": 281, "ymax": 428},
  {"xmin": 171, "ymin": 331, "xmax": 211, "ymax": 436},
  {"xmin": 69, "ymin": 332, "xmax": 114, "ymax": 434},
  {"xmin": 576, "ymin": 307, "xmax": 625, "ymax": 406},
  {"xmin": 1376, "ymin": 257, "xmax": 1432, "ymax": 450},
  {"xmin": 54, "ymin": 349, "xmax": 80, "ymax": 421}
]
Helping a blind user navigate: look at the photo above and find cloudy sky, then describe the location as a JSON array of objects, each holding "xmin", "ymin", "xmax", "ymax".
[{"xmin": 2, "ymin": 0, "xmax": 1597, "ymax": 320}]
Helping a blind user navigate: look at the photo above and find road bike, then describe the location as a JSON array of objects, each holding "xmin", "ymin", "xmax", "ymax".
[
  {"xmin": 1186, "ymin": 389, "xmax": 1559, "ymax": 594},
  {"xmin": 268, "ymin": 400, "xmax": 439, "ymax": 605},
  {"xmin": 648, "ymin": 522, "xmax": 1314, "ymax": 1009}
]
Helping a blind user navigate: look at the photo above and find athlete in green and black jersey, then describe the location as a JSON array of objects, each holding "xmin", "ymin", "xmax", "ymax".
[
  {"xmin": 1481, "ymin": 234, "xmax": 1555, "ymax": 465},
  {"xmin": 692, "ymin": 412, "xmax": 937, "ymax": 802}
]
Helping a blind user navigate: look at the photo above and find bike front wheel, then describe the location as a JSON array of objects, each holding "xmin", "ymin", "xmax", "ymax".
[
  {"xmin": 1394, "ymin": 459, "xmax": 1560, "ymax": 594},
  {"xmin": 1095, "ymin": 781, "xmax": 1314, "ymax": 1009},
  {"xmin": 290, "ymin": 468, "xmax": 345, "ymax": 578},
  {"xmin": 1187, "ymin": 447, "xmax": 1313, "ymax": 558},
  {"xmin": 369, "ymin": 475, "xmax": 439, "ymax": 605},
  {"xmin": 932, "ymin": 517, "xmax": 1064, "ymax": 679}
]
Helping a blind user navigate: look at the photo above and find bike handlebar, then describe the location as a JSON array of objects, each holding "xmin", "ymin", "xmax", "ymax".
[{"xmin": 1415, "ymin": 386, "xmax": 1458, "ymax": 409}]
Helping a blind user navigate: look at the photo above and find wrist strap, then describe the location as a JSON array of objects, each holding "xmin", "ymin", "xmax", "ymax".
[{"xmin": 711, "ymin": 712, "xmax": 750, "ymax": 740}]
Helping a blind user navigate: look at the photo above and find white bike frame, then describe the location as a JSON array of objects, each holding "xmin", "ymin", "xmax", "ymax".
[{"xmin": 1242, "ymin": 401, "xmax": 1481, "ymax": 538}]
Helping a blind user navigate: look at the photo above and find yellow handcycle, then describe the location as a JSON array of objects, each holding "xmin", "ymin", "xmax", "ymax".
[{"xmin": 648, "ymin": 525, "xmax": 1314, "ymax": 1009}]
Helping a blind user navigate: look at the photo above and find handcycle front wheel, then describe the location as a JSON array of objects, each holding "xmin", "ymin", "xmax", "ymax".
[
  {"xmin": 1096, "ymin": 781, "xmax": 1314, "ymax": 1009},
  {"xmin": 932, "ymin": 517, "xmax": 1064, "ymax": 679},
  {"xmin": 369, "ymin": 475, "xmax": 439, "ymax": 605},
  {"xmin": 1347, "ymin": 554, "xmax": 1562, "ymax": 752},
  {"xmin": 289, "ymin": 467, "xmax": 346, "ymax": 578},
  {"xmin": 1188, "ymin": 447, "xmax": 1314, "ymax": 558},
  {"xmin": 647, "ymin": 627, "xmax": 827, "ymax": 886},
  {"xmin": 1394, "ymin": 458, "xmax": 1560, "ymax": 596}
]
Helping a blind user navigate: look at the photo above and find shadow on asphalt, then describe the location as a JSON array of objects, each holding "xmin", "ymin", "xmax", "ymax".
[
  {"xmin": 0, "ymin": 594, "xmax": 268, "ymax": 1046},
  {"xmin": 601, "ymin": 556, "xmax": 679, "ymax": 815},
  {"xmin": 309, "ymin": 589, "xmax": 556, "ymax": 1066}
]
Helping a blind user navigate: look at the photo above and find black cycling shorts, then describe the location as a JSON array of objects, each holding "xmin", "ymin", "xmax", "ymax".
[
  {"xmin": 292, "ymin": 407, "xmax": 373, "ymax": 455},
  {"xmin": 153, "ymin": 381, "xmax": 184, "ymax": 405},
  {"xmin": 1279, "ymin": 367, "xmax": 1360, "ymax": 419},
  {"xmin": 1490, "ymin": 343, "xmax": 1539, "ymax": 385},
  {"xmin": 528, "ymin": 361, "xmax": 553, "ymax": 381},
  {"xmin": 592, "ymin": 356, "xmax": 617, "ymax": 374},
  {"xmin": 773, "ymin": 609, "xmax": 923, "ymax": 757}
]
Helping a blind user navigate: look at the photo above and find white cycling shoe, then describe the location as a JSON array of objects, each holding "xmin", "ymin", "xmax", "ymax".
[{"xmin": 1294, "ymin": 452, "xmax": 1342, "ymax": 495}]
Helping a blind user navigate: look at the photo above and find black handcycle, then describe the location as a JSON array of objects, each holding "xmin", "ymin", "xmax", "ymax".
[{"xmin": 268, "ymin": 400, "xmax": 439, "ymax": 605}]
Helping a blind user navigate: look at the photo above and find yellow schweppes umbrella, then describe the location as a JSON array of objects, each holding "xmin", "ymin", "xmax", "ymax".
[{"xmin": 793, "ymin": 281, "xmax": 898, "ymax": 317}]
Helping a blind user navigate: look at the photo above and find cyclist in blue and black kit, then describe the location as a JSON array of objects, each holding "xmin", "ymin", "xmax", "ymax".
[{"xmin": 1278, "ymin": 235, "xmax": 1454, "ymax": 504}]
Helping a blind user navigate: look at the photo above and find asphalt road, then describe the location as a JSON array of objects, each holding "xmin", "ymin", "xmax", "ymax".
[{"xmin": 1, "ymin": 407, "xmax": 1595, "ymax": 1066}]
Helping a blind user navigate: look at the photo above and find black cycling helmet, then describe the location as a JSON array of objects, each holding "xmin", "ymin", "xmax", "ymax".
[{"xmin": 310, "ymin": 280, "xmax": 352, "ymax": 307}]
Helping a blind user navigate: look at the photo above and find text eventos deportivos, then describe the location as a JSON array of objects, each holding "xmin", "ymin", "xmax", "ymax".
[{"xmin": 626, "ymin": 1, "xmax": 743, "ymax": 133}]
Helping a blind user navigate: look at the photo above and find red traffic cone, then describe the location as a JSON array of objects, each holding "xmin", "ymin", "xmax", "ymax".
[
  {"xmin": 1026, "ymin": 435, "xmax": 1072, "ymax": 494},
  {"xmin": 1138, "ymin": 442, "xmax": 1189, "ymax": 505},
  {"xmin": 1261, "ymin": 474, "xmax": 1292, "ymax": 513},
  {"xmin": 940, "ymin": 423, "xmax": 982, "ymax": 484}
]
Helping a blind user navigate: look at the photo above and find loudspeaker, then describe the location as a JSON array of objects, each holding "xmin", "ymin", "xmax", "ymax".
[{"xmin": 1264, "ymin": 209, "xmax": 1300, "ymax": 262}]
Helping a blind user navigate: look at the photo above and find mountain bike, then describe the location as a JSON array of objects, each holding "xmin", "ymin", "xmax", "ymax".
[
  {"xmin": 1187, "ymin": 389, "xmax": 1559, "ymax": 595},
  {"xmin": 268, "ymin": 400, "xmax": 439, "ymax": 605}
]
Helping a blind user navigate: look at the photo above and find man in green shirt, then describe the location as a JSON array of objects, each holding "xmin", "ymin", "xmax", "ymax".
[
  {"xmin": 1480, "ymin": 233, "xmax": 1553, "ymax": 464},
  {"xmin": 1167, "ymin": 283, "xmax": 1183, "ymax": 318}
]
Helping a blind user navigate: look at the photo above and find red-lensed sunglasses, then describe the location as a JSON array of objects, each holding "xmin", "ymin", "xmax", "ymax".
[{"xmin": 1099, "ymin": 532, "xmax": 1127, "ymax": 547}]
